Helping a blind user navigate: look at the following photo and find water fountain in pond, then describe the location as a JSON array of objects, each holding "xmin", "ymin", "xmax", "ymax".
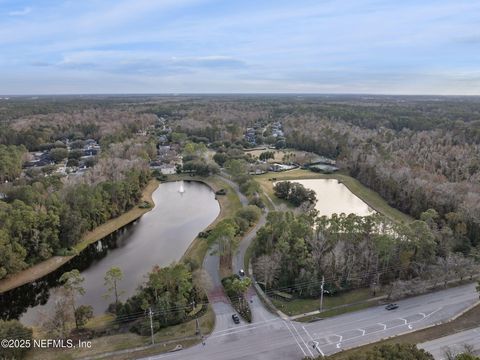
[{"xmin": 178, "ymin": 181, "xmax": 185, "ymax": 194}]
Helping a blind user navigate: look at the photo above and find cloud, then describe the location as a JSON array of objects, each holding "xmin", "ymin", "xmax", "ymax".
[
  {"xmin": 171, "ymin": 56, "xmax": 247, "ymax": 69},
  {"xmin": 453, "ymin": 35, "xmax": 480, "ymax": 44},
  {"xmin": 1, "ymin": 0, "xmax": 480, "ymax": 94},
  {"xmin": 30, "ymin": 61, "xmax": 53, "ymax": 67},
  {"xmin": 8, "ymin": 7, "xmax": 32, "ymax": 16},
  {"xmin": 51, "ymin": 50, "xmax": 246, "ymax": 75}
]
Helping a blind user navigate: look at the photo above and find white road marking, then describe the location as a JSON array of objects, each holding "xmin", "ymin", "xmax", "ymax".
[
  {"xmin": 290, "ymin": 321, "xmax": 314, "ymax": 357},
  {"xmin": 330, "ymin": 334, "xmax": 343, "ymax": 342},
  {"xmin": 211, "ymin": 317, "xmax": 281, "ymax": 338},
  {"xmin": 303, "ymin": 325, "xmax": 325, "ymax": 356},
  {"xmin": 423, "ymin": 307, "xmax": 442, "ymax": 319},
  {"xmin": 319, "ymin": 308, "xmax": 443, "ymax": 348},
  {"xmin": 358, "ymin": 329, "xmax": 366, "ymax": 336},
  {"xmin": 283, "ymin": 321, "xmax": 307, "ymax": 356}
]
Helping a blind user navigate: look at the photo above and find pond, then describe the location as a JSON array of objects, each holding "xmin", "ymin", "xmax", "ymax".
[
  {"xmin": 1, "ymin": 181, "xmax": 220, "ymax": 325},
  {"xmin": 291, "ymin": 179, "xmax": 375, "ymax": 217}
]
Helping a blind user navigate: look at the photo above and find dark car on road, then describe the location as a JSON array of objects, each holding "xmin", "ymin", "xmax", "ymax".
[
  {"xmin": 239, "ymin": 269, "xmax": 245, "ymax": 277},
  {"xmin": 232, "ymin": 314, "xmax": 240, "ymax": 324},
  {"xmin": 385, "ymin": 303, "xmax": 399, "ymax": 310}
]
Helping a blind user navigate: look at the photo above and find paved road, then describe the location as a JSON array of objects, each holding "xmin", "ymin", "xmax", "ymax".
[
  {"xmin": 200, "ymin": 173, "xmax": 274, "ymax": 337},
  {"xmin": 219, "ymin": 172, "xmax": 248, "ymax": 206},
  {"xmin": 303, "ymin": 283, "xmax": 477, "ymax": 356},
  {"xmin": 203, "ymin": 251, "xmax": 248, "ymax": 332},
  {"xmin": 143, "ymin": 283, "xmax": 478, "ymax": 360},
  {"xmin": 219, "ymin": 173, "xmax": 276, "ymax": 324},
  {"xmin": 419, "ymin": 327, "xmax": 480, "ymax": 359}
]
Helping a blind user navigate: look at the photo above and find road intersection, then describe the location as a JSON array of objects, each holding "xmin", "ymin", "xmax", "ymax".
[{"xmin": 144, "ymin": 278, "xmax": 477, "ymax": 360}]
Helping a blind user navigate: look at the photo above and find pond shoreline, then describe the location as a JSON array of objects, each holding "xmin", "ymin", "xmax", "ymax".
[
  {"xmin": 256, "ymin": 169, "xmax": 412, "ymax": 224},
  {"xmin": 166, "ymin": 174, "xmax": 242, "ymax": 265},
  {"xmin": 0, "ymin": 179, "xmax": 160, "ymax": 294}
]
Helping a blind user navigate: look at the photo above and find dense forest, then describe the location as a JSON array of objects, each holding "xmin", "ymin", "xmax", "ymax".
[
  {"xmin": 0, "ymin": 148, "xmax": 150, "ymax": 279},
  {"xmin": 0, "ymin": 100, "xmax": 158, "ymax": 280},
  {"xmin": 2, "ymin": 94, "xmax": 480, "ymax": 287},
  {"xmin": 253, "ymin": 210, "xmax": 478, "ymax": 299},
  {"xmin": 157, "ymin": 95, "xmax": 480, "ymax": 257},
  {"xmin": 281, "ymin": 101, "xmax": 480, "ymax": 253}
]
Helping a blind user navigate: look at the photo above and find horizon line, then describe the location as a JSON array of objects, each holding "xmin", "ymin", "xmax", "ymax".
[{"xmin": 1, "ymin": 92, "xmax": 480, "ymax": 98}]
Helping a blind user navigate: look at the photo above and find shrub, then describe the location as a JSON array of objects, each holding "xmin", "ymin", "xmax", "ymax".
[
  {"xmin": 0, "ymin": 320, "xmax": 33, "ymax": 359},
  {"xmin": 221, "ymin": 275, "xmax": 253, "ymax": 323}
]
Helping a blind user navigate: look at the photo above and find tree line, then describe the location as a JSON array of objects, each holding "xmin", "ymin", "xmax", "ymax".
[
  {"xmin": 0, "ymin": 144, "xmax": 26, "ymax": 182},
  {"xmin": 0, "ymin": 165, "xmax": 150, "ymax": 279},
  {"xmin": 252, "ymin": 210, "xmax": 479, "ymax": 298}
]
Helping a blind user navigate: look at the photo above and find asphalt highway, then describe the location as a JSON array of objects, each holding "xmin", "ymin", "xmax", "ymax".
[
  {"xmin": 143, "ymin": 283, "xmax": 478, "ymax": 360},
  {"xmin": 419, "ymin": 326, "xmax": 480, "ymax": 359}
]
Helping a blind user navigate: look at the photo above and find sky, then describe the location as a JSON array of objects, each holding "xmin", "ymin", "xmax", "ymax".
[{"xmin": 0, "ymin": 0, "xmax": 479, "ymax": 95}]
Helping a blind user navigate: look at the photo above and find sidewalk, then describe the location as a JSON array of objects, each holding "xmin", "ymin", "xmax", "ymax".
[{"xmin": 289, "ymin": 294, "xmax": 387, "ymax": 321}]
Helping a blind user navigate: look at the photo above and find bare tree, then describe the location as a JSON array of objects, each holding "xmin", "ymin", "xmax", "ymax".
[
  {"xmin": 254, "ymin": 253, "xmax": 280, "ymax": 291},
  {"xmin": 40, "ymin": 288, "xmax": 75, "ymax": 338},
  {"xmin": 193, "ymin": 268, "xmax": 214, "ymax": 297}
]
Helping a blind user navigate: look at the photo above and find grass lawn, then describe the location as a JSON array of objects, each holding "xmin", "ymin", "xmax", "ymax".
[
  {"xmin": 255, "ymin": 169, "xmax": 412, "ymax": 224},
  {"xmin": 175, "ymin": 174, "xmax": 243, "ymax": 267},
  {"xmin": 325, "ymin": 302, "xmax": 480, "ymax": 359},
  {"xmin": 244, "ymin": 240, "xmax": 255, "ymax": 272},
  {"xmin": 74, "ymin": 179, "xmax": 160, "ymax": 252},
  {"xmin": 271, "ymin": 288, "xmax": 382, "ymax": 318},
  {"xmin": 244, "ymin": 148, "xmax": 323, "ymax": 164},
  {"xmin": 296, "ymin": 302, "xmax": 377, "ymax": 322}
]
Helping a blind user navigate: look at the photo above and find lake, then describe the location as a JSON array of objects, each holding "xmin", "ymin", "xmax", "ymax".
[
  {"xmin": 1, "ymin": 181, "xmax": 220, "ymax": 325},
  {"xmin": 291, "ymin": 179, "xmax": 374, "ymax": 217}
]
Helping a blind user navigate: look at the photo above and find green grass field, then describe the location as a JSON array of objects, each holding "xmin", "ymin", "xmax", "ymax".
[{"xmin": 271, "ymin": 288, "xmax": 383, "ymax": 319}]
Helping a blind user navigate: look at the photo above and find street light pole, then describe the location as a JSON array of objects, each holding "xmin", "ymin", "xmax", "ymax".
[
  {"xmin": 149, "ymin": 308, "xmax": 155, "ymax": 345},
  {"xmin": 320, "ymin": 276, "xmax": 325, "ymax": 312}
]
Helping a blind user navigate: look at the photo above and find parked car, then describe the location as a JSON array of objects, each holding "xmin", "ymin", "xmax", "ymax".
[
  {"xmin": 232, "ymin": 314, "xmax": 240, "ymax": 324},
  {"xmin": 239, "ymin": 269, "xmax": 245, "ymax": 277},
  {"xmin": 385, "ymin": 303, "xmax": 399, "ymax": 310}
]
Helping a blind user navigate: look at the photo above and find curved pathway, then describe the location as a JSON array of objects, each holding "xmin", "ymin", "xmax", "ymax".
[
  {"xmin": 201, "ymin": 172, "xmax": 270, "ymax": 336},
  {"xmin": 219, "ymin": 173, "xmax": 277, "ymax": 324}
]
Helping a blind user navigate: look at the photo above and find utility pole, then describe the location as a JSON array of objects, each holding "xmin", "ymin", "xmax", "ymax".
[
  {"xmin": 320, "ymin": 276, "xmax": 325, "ymax": 312},
  {"xmin": 265, "ymin": 267, "xmax": 268, "ymax": 294},
  {"xmin": 149, "ymin": 308, "xmax": 155, "ymax": 345},
  {"xmin": 372, "ymin": 272, "xmax": 380, "ymax": 297}
]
